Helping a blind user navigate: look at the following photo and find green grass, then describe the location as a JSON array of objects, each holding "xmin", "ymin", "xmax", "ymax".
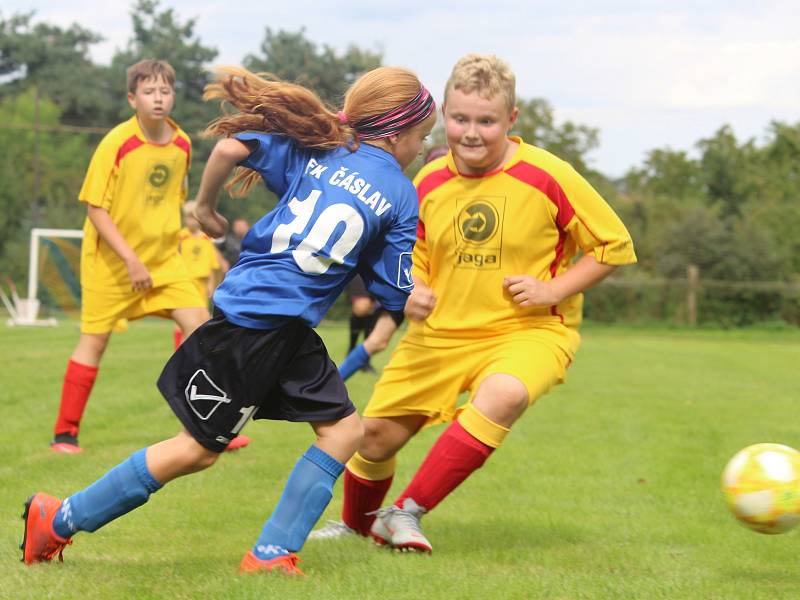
[{"xmin": 2, "ymin": 319, "xmax": 800, "ymax": 599}]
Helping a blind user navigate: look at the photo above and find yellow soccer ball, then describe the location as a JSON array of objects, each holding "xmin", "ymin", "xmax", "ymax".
[{"xmin": 721, "ymin": 443, "xmax": 800, "ymax": 534}]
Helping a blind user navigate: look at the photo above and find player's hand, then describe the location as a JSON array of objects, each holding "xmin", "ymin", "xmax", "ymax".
[
  {"xmin": 405, "ymin": 282, "xmax": 436, "ymax": 321},
  {"xmin": 503, "ymin": 275, "xmax": 561, "ymax": 307},
  {"xmin": 195, "ymin": 206, "xmax": 229, "ymax": 239},
  {"xmin": 125, "ymin": 256, "xmax": 153, "ymax": 292}
]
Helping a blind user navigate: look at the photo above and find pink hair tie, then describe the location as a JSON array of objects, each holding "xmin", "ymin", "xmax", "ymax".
[{"xmin": 337, "ymin": 111, "xmax": 349, "ymax": 124}]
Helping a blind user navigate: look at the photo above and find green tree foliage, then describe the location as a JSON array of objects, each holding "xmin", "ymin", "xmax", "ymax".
[
  {"xmin": 243, "ymin": 28, "xmax": 382, "ymax": 106},
  {"xmin": 0, "ymin": 90, "xmax": 93, "ymax": 283},
  {"xmin": 513, "ymin": 98, "xmax": 600, "ymax": 175},
  {"xmin": 0, "ymin": 12, "xmax": 112, "ymax": 124}
]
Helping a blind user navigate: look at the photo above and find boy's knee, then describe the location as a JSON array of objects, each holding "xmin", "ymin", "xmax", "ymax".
[
  {"xmin": 371, "ymin": 337, "xmax": 390, "ymax": 353},
  {"xmin": 339, "ymin": 414, "xmax": 364, "ymax": 455},
  {"xmin": 360, "ymin": 420, "xmax": 398, "ymax": 462}
]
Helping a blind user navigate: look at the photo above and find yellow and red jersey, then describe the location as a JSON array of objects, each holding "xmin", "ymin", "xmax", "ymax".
[
  {"xmin": 179, "ymin": 228, "xmax": 221, "ymax": 283},
  {"xmin": 410, "ymin": 137, "xmax": 636, "ymax": 342},
  {"xmin": 78, "ymin": 115, "xmax": 192, "ymax": 292}
]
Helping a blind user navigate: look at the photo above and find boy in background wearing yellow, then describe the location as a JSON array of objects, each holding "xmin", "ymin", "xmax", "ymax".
[
  {"xmin": 51, "ymin": 60, "xmax": 209, "ymax": 454},
  {"xmin": 174, "ymin": 200, "xmax": 224, "ymax": 348}
]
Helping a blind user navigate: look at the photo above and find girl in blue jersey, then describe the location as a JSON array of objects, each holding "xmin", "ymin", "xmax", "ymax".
[{"xmin": 22, "ymin": 66, "xmax": 436, "ymax": 575}]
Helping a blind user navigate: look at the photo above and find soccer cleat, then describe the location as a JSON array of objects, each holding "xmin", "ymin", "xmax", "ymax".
[
  {"xmin": 369, "ymin": 498, "xmax": 432, "ymax": 553},
  {"xmin": 307, "ymin": 520, "xmax": 357, "ymax": 540},
  {"xmin": 21, "ymin": 493, "xmax": 72, "ymax": 564},
  {"xmin": 50, "ymin": 433, "xmax": 82, "ymax": 454},
  {"xmin": 225, "ymin": 435, "xmax": 251, "ymax": 452},
  {"xmin": 239, "ymin": 551, "xmax": 305, "ymax": 576}
]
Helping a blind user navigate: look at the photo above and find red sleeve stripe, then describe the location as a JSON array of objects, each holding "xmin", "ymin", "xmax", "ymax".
[
  {"xmin": 416, "ymin": 166, "xmax": 455, "ymax": 204},
  {"xmin": 415, "ymin": 166, "xmax": 454, "ymax": 241},
  {"xmin": 506, "ymin": 161, "xmax": 578, "ymax": 323},
  {"xmin": 505, "ymin": 161, "xmax": 575, "ymax": 231},
  {"xmin": 173, "ymin": 136, "xmax": 191, "ymax": 165},
  {"xmin": 115, "ymin": 135, "xmax": 145, "ymax": 167}
]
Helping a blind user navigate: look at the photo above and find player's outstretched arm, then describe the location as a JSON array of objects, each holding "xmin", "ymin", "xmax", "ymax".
[
  {"xmin": 194, "ymin": 138, "xmax": 252, "ymax": 238},
  {"xmin": 87, "ymin": 205, "xmax": 152, "ymax": 291},
  {"xmin": 504, "ymin": 255, "xmax": 617, "ymax": 307}
]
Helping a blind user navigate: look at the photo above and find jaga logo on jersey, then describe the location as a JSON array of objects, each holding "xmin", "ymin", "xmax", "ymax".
[
  {"xmin": 396, "ymin": 252, "xmax": 414, "ymax": 289},
  {"xmin": 144, "ymin": 159, "xmax": 174, "ymax": 205},
  {"xmin": 453, "ymin": 197, "xmax": 505, "ymax": 269},
  {"xmin": 184, "ymin": 369, "xmax": 231, "ymax": 421}
]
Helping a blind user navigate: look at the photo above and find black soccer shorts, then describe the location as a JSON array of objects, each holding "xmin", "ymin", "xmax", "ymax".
[{"xmin": 157, "ymin": 314, "xmax": 355, "ymax": 452}]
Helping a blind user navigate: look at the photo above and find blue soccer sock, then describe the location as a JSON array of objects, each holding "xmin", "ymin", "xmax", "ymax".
[
  {"xmin": 52, "ymin": 448, "xmax": 162, "ymax": 538},
  {"xmin": 253, "ymin": 445, "xmax": 344, "ymax": 558},
  {"xmin": 338, "ymin": 344, "xmax": 370, "ymax": 382}
]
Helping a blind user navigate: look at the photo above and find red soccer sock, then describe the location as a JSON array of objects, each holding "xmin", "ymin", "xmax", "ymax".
[
  {"xmin": 54, "ymin": 359, "xmax": 99, "ymax": 437},
  {"xmin": 395, "ymin": 420, "xmax": 494, "ymax": 512},
  {"xmin": 342, "ymin": 469, "xmax": 393, "ymax": 536},
  {"xmin": 173, "ymin": 329, "xmax": 183, "ymax": 349}
]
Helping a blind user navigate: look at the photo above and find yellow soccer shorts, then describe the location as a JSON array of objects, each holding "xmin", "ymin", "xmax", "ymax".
[
  {"xmin": 81, "ymin": 280, "xmax": 207, "ymax": 334},
  {"xmin": 362, "ymin": 326, "xmax": 580, "ymax": 427}
]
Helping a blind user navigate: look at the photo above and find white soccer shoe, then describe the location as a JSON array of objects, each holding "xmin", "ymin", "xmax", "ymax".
[
  {"xmin": 369, "ymin": 498, "xmax": 432, "ymax": 553},
  {"xmin": 307, "ymin": 520, "xmax": 356, "ymax": 540}
]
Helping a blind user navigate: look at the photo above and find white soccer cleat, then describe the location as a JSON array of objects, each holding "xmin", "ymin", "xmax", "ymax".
[
  {"xmin": 307, "ymin": 520, "xmax": 357, "ymax": 540},
  {"xmin": 369, "ymin": 498, "xmax": 432, "ymax": 553}
]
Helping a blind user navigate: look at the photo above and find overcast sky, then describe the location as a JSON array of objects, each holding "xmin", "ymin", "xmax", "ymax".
[{"xmin": 5, "ymin": 0, "xmax": 799, "ymax": 176}]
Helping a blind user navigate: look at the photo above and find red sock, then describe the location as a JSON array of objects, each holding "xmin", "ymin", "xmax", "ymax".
[
  {"xmin": 342, "ymin": 469, "xmax": 393, "ymax": 536},
  {"xmin": 395, "ymin": 420, "xmax": 494, "ymax": 512},
  {"xmin": 173, "ymin": 329, "xmax": 183, "ymax": 349},
  {"xmin": 54, "ymin": 360, "xmax": 99, "ymax": 437}
]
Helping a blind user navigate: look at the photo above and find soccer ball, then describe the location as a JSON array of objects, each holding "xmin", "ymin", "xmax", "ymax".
[{"xmin": 721, "ymin": 443, "xmax": 800, "ymax": 534}]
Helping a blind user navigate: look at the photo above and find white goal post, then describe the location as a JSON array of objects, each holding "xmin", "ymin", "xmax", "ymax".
[{"xmin": 3, "ymin": 227, "xmax": 83, "ymax": 327}]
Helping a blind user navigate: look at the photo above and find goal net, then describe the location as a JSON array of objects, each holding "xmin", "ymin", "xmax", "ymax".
[{"xmin": 3, "ymin": 228, "xmax": 83, "ymax": 326}]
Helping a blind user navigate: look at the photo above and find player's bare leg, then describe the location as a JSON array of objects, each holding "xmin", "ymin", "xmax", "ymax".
[
  {"xmin": 171, "ymin": 306, "xmax": 210, "ymax": 339},
  {"xmin": 470, "ymin": 373, "xmax": 530, "ymax": 427},
  {"xmin": 145, "ymin": 430, "xmax": 220, "ymax": 483},
  {"xmin": 70, "ymin": 332, "xmax": 112, "ymax": 367}
]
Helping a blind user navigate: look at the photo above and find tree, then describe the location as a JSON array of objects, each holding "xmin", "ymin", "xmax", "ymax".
[
  {"xmin": 0, "ymin": 90, "xmax": 93, "ymax": 283},
  {"xmin": 512, "ymin": 98, "xmax": 599, "ymax": 175},
  {"xmin": 244, "ymin": 28, "xmax": 382, "ymax": 107},
  {"xmin": 0, "ymin": 12, "xmax": 112, "ymax": 125},
  {"xmin": 696, "ymin": 125, "xmax": 757, "ymax": 219}
]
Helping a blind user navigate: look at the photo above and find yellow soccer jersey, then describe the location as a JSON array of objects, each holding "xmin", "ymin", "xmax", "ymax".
[
  {"xmin": 179, "ymin": 228, "xmax": 220, "ymax": 281},
  {"xmin": 79, "ymin": 115, "xmax": 192, "ymax": 292},
  {"xmin": 410, "ymin": 137, "xmax": 636, "ymax": 340}
]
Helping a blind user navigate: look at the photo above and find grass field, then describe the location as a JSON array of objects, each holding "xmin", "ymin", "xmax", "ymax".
[{"xmin": 2, "ymin": 318, "xmax": 800, "ymax": 599}]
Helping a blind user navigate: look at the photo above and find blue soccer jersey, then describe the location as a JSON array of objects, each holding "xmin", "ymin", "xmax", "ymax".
[{"xmin": 213, "ymin": 133, "xmax": 418, "ymax": 329}]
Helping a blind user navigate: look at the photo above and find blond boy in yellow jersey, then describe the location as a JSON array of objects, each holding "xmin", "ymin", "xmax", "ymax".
[
  {"xmin": 50, "ymin": 60, "xmax": 210, "ymax": 454},
  {"xmin": 323, "ymin": 54, "xmax": 637, "ymax": 551}
]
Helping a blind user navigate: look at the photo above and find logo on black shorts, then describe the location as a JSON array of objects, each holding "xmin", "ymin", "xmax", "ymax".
[{"xmin": 185, "ymin": 369, "xmax": 230, "ymax": 421}]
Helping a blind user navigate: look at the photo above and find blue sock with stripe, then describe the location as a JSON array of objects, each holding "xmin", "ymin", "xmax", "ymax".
[
  {"xmin": 253, "ymin": 445, "xmax": 344, "ymax": 559},
  {"xmin": 52, "ymin": 448, "xmax": 162, "ymax": 538},
  {"xmin": 338, "ymin": 344, "xmax": 370, "ymax": 382}
]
